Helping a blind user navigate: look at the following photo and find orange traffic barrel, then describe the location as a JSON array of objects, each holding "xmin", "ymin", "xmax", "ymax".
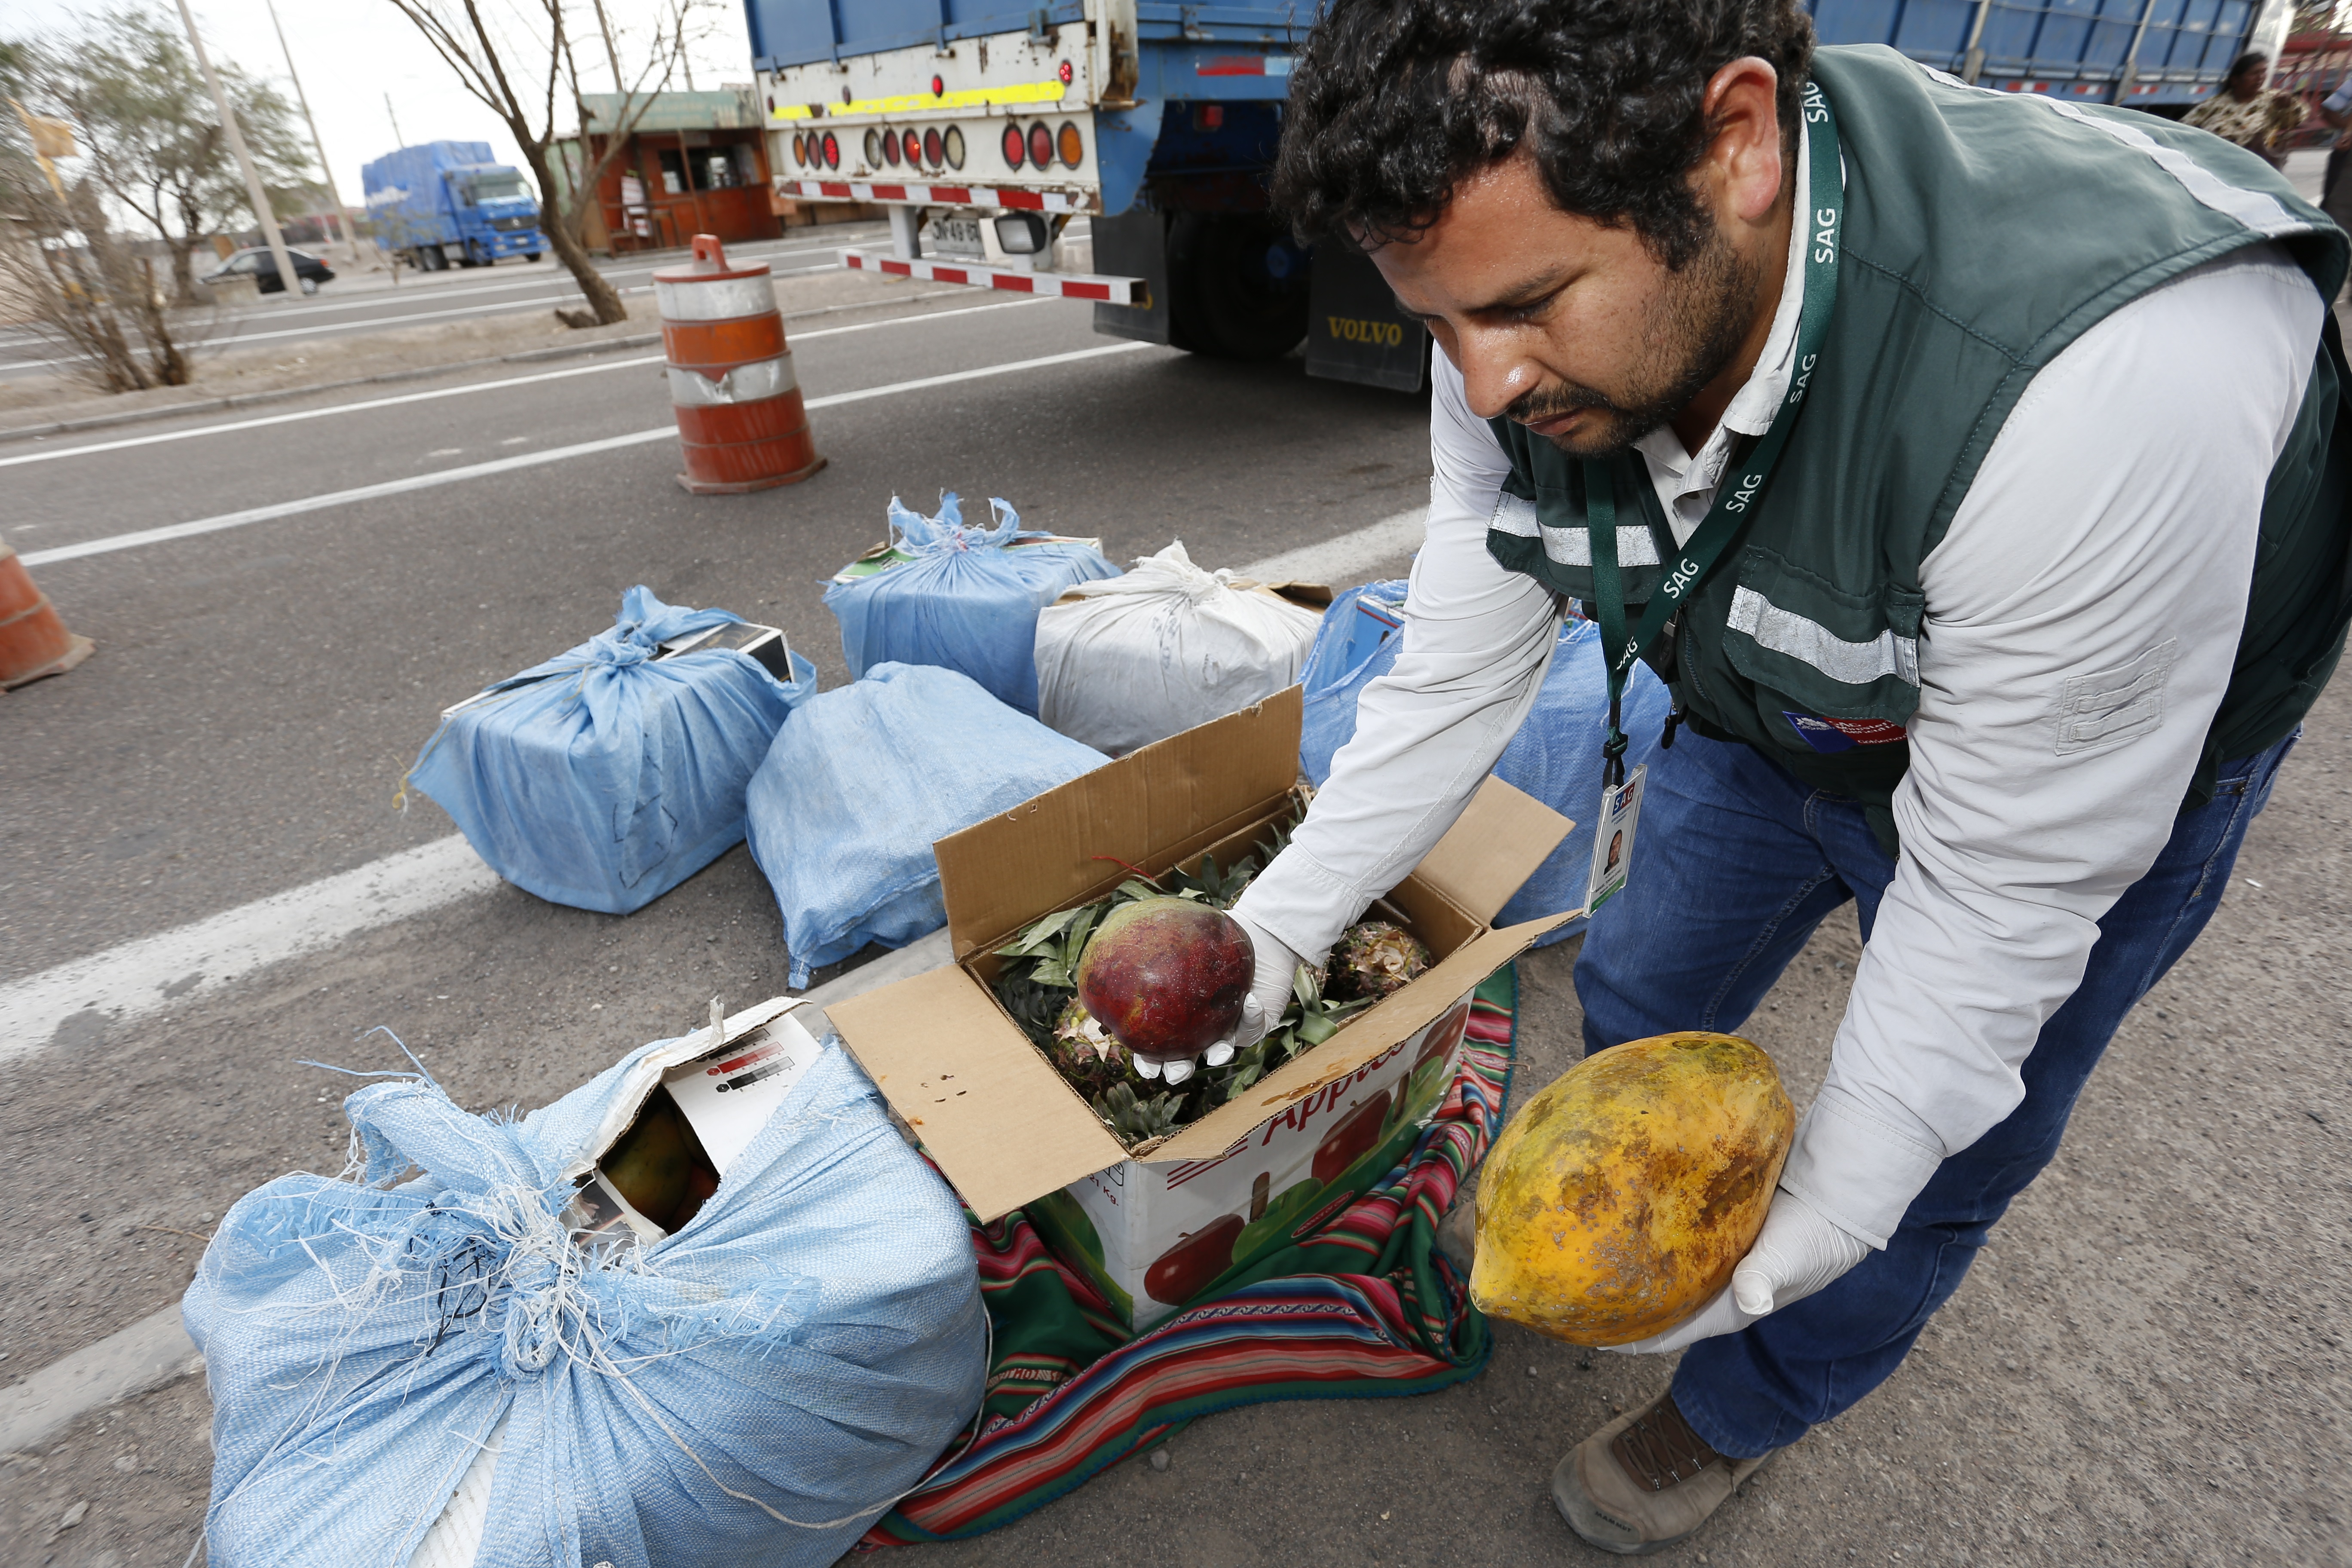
[
  {"xmin": 0, "ymin": 532, "xmax": 92, "ymax": 690},
  {"xmin": 655, "ymin": 235, "xmax": 826, "ymax": 495}
]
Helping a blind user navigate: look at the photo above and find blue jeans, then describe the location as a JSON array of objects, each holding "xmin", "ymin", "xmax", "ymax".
[{"xmin": 1572, "ymin": 728, "xmax": 2297, "ymax": 1458}]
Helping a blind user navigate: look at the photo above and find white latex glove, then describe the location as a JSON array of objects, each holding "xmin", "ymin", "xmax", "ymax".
[
  {"xmin": 1602, "ymin": 1185, "xmax": 1873, "ymax": 1355},
  {"xmin": 1132, "ymin": 910, "xmax": 1308, "ymax": 1084}
]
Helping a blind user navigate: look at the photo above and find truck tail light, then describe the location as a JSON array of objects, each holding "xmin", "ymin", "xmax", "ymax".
[
  {"xmin": 863, "ymin": 129, "xmax": 881, "ymax": 167},
  {"xmin": 1027, "ymin": 121, "xmax": 1053, "ymax": 170},
  {"xmin": 1001, "ymin": 122, "xmax": 1025, "ymax": 169},
  {"xmin": 882, "ymin": 129, "xmax": 900, "ymax": 166},
  {"xmin": 923, "ymin": 127, "xmax": 944, "ymax": 166},
  {"xmin": 821, "ymin": 132, "xmax": 840, "ymax": 169},
  {"xmin": 790, "ymin": 133, "xmax": 806, "ymax": 166},
  {"xmin": 943, "ymin": 125, "xmax": 966, "ymax": 170},
  {"xmin": 1057, "ymin": 121, "xmax": 1083, "ymax": 168}
]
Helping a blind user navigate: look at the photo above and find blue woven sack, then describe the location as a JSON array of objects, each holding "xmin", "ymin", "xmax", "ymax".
[
  {"xmin": 185, "ymin": 1033, "xmax": 986, "ymax": 1568},
  {"xmin": 820, "ymin": 493, "xmax": 1119, "ymax": 714},
  {"xmin": 1298, "ymin": 587, "xmax": 1671, "ymax": 944},
  {"xmin": 745, "ymin": 662, "xmax": 1111, "ymax": 987},
  {"xmin": 408, "ymin": 586, "xmax": 817, "ymax": 914}
]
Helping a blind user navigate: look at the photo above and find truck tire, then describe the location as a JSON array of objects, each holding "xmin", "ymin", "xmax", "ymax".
[
  {"xmin": 524, "ymin": 251, "xmax": 541, "ymax": 262},
  {"xmin": 1166, "ymin": 211, "xmax": 1310, "ymax": 362}
]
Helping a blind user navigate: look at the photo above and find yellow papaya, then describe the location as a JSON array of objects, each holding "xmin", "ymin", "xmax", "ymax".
[{"xmin": 1471, "ymin": 1032, "xmax": 1793, "ymax": 1347}]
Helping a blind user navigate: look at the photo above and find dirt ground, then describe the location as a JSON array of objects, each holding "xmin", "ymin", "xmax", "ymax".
[
  {"xmin": 3, "ymin": 681, "xmax": 2344, "ymax": 1566},
  {"xmin": 0, "ymin": 262, "xmax": 930, "ymax": 433}
]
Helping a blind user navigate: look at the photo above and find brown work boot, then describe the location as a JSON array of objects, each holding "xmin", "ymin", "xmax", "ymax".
[{"xmin": 1551, "ymin": 1391, "xmax": 1776, "ymax": 1555}]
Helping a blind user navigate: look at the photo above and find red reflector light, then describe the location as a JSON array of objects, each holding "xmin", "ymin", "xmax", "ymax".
[
  {"xmin": 1028, "ymin": 121, "xmax": 1053, "ymax": 169},
  {"xmin": 931, "ymin": 74, "xmax": 944, "ymax": 97},
  {"xmin": 923, "ymin": 127, "xmax": 945, "ymax": 166},
  {"xmin": 1058, "ymin": 59, "xmax": 1074, "ymax": 85},
  {"xmin": 882, "ymin": 129, "xmax": 900, "ymax": 165},
  {"xmin": 1001, "ymin": 122, "xmax": 1026, "ymax": 169},
  {"xmin": 821, "ymin": 132, "xmax": 840, "ymax": 169},
  {"xmin": 1057, "ymin": 121, "xmax": 1083, "ymax": 168}
]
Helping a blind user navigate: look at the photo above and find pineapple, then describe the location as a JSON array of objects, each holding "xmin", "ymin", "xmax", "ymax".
[
  {"xmin": 1047, "ymin": 998, "xmax": 1132, "ymax": 1099},
  {"xmin": 1326, "ymin": 921, "xmax": 1431, "ymax": 1003},
  {"xmin": 1093, "ymin": 1081, "xmax": 1187, "ymax": 1145}
]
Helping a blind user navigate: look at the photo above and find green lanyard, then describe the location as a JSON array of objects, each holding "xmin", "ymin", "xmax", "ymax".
[{"xmin": 1587, "ymin": 81, "xmax": 1844, "ymax": 786}]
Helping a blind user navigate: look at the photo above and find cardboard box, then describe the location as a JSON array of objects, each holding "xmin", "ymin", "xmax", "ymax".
[
  {"xmin": 437, "ymin": 616, "xmax": 794, "ymax": 722},
  {"xmin": 831, "ymin": 686, "xmax": 1574, "ymax": 1329}
]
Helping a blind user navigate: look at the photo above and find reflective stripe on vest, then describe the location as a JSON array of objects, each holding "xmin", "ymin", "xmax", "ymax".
[
  {"xmin": 1727, "ymin": 585, "xmax": 1920, "ymax": 688},
  {"xmin": 1491, "ymin": 492, "xmax": 1662, "ymax": 568}
]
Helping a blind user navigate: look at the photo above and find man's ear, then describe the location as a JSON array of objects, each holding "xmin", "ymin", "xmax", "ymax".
[{"xmin": 1697, "ymin": 57, "xmax": 1788, "ymax": 229}]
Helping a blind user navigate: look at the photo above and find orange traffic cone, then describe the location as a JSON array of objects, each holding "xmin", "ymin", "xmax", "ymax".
[{"xmin": 0, "ymin": 531, "xmax": 93, "ymax": 689}]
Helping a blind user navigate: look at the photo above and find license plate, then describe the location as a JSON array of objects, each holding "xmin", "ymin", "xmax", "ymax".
[{"xmin": 925, "ymin": 214, "xmax": 983, "ymax": 257}]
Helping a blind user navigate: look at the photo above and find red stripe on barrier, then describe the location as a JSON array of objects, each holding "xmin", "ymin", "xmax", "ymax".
[
  {"xmin": 997, "ymin": 190, "xmax": 1045, "ymax": 211},
  {"xmin": 869, "ymin": 184, "xmax": 910, "ymax": 201},
  {"xmin": 990, "ymin": 273, "xmax": 1037, "ymax": 294},
  {"xmin": 931, "ymin": 186, "xmax": 974, "ymax": 204},
  {"xmin": 1062, "ymin": 281, "xmax": 1112, "ymax": 301},
  {"xmin": 818, "ymin": 181, "xmax": 853, "ymax": 197}
]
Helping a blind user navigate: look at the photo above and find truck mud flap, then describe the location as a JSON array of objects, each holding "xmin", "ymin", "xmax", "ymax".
[
  {"xmin": 1306, "ymin": 244, "xmax": 1427, "ymax": 393},
  {"xmin": 1090, "ymin": 208, "xmax": 1176, "ymax": 347}
]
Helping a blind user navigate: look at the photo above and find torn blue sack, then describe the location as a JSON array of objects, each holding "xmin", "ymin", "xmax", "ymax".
[
  {"xmin": 185, "ymin": 1035, "xmax": 986, "ymax": 1568},
  {"xmin": 745, "ymin": 661, "xmax": 1111, "ymax": 987},
  {"xmin": 1298, "ymin": 586, "xmax": 1671, "ymax": 945},
  {"xmin": 408, "ymin": 586, "xmax": 816, "ymax": 914},
  {"xmin": 821, "ymin": 494, "xmax": 1119, "ymax": 714}
]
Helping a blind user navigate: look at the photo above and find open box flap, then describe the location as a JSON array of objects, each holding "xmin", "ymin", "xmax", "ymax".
[
  {"xmin": 557, "ymin": 996, "xmax": 804, "ymax": 1185},
  {"xmin": 935, "ymin": 686, "xmax": 1305, "ymax": 959},
  {"xmin": 830, "ymin": 965, "xmax": 1128, "ymax": 1222},
  {"xmin": 1411, "ymin": 776, "xmax": 1576, "ymax": 926},
  {"xmin": 1151, "ymin": 908, "xmax": 1578, "ymax": 1162}
]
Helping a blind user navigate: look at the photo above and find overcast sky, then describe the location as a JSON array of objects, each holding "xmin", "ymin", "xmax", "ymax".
[{"xmin": 3, "ymin": 0, "xmax": 759, "ymax": 210}]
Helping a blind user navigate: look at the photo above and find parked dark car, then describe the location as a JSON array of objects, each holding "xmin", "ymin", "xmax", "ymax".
[{"xmin": 202, "ymin": 246, "xmax": 336, "ymax": 296}]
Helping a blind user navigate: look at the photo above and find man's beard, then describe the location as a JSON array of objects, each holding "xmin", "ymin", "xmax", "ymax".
[{"xmin": 1506, "ymin": 223, "xmax": 1766, "ymax": 459}]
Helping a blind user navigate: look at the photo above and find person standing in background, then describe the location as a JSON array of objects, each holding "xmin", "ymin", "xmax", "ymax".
[{"xmin": 2184, "ymin": 51, "xmax": 2308, "ymax": 167}]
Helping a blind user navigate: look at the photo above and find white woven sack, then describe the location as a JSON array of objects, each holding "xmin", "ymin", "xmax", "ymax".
[{"xmin": 1034, "ymin": 541, "xmax": 1323, "ymax": 754}]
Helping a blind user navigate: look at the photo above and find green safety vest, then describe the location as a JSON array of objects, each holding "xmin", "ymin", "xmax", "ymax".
[{"xmin": 1487, "ymin": 46, "xmax": 2352, "ymax": 850}]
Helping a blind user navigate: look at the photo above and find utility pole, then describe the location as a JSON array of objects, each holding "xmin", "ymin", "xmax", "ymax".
[
  {"xmin": 386, "ymin": 91, "xmax": 406, "ymax": 150},
  {"xmin": 171, "ymin": 0, "xmax": 300, "ymax": 303},
  {"xmin": 267, "ymin": 0, "xmax": 355, "ymax": 266}
]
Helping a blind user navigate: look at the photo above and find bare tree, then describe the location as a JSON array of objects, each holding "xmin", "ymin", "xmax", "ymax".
[
  {"xmin": 0, "ymin": 162, "xmax": 203, "ymax": 392},
  {"xmin": 383, "ymin": 0, "xmax": 705, "ymax": 327},
  {"xmin": 1, "ymin": 24, "xmax": 214, "ymax": 390},
  {"xmin": 27, "ymin": 7, "xmax": 308, "ymax": 306}
]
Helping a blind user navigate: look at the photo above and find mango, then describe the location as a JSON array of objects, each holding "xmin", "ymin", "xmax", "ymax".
[{"xmin": 1471, "ymin": 1032, "xmax": 1793, "ymax": 1347}]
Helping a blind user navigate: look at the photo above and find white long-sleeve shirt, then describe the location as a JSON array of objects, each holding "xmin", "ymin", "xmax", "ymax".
[{"xmin": 1234, "ymin": 217, "xmax": 2322, "ymax": 1248}]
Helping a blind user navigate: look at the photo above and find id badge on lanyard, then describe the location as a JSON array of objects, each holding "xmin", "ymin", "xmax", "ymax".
[{"xmin": 1581, "ymin": 79, "xmax": 1844, "ymax": 910}]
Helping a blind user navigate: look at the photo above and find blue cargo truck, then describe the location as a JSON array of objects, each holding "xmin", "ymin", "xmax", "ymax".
[
  {"xmin": 744, "ymin": 0, "xmax": 2288, "ymax": 391},
  {"xmin": 361, "ymin": 141, "xmax": 548, "ymax": 273}
]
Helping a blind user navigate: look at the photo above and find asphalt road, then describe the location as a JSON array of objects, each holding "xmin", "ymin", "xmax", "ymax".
[
  {"xmin": 2, "ymin": 285, "xmax": 2347, "ymax": 1568},
  {"xmin": 0, "ymin": 221, "xmax": 898, "ymax": 379}
]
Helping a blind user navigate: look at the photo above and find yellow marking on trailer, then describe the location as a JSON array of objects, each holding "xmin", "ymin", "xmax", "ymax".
[{"xmin": 772, "ymin": 80, "xmax": 1069, "ymax": 119}]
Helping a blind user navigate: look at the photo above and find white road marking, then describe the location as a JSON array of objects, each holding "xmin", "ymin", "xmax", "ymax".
[
  {"xmin": 0, "ymin": 835, "xmax": 502, "ymax": 1066},
  {"xmin": 0, "ymin": 510, "xmax": 1424, "ymax": 1067},
  {"xmin": 21, "ymin": 338, "xmax": 1151, "ymax": 568},
  {"xmin": 0, "ymin": 296, "xmax": 1058, "ymax": 470}
]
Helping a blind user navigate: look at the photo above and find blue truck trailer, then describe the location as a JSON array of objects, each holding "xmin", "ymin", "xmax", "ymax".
[
  {"xmin": 361, "ymin": 141, "xmax": 548, "ymax": 273},
  {"xmin": 743, "ymin": 0, "xmax": 2290, "ymax": 391}
]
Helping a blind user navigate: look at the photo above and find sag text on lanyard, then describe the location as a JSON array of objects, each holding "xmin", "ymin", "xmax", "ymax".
[{"xmin": 1581, "ymin": 81, "xmax": 1843, "ymax": 911}]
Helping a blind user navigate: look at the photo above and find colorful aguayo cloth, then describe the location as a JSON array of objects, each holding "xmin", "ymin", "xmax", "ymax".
[{"xmin": 859, "ymin": 967, "xmax": 1518, "ymax": 1547}]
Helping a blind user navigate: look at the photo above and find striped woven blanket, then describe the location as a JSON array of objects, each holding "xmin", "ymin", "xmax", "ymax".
[{"xmin": 858, "ymin": 965, "xmax": 1519, "ymax": 1547}]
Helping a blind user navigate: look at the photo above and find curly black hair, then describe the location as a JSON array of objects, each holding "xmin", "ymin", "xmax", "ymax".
[{"xmin": 1271, "ymin": 0, "xmax": 1816, "ymax": 269}]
